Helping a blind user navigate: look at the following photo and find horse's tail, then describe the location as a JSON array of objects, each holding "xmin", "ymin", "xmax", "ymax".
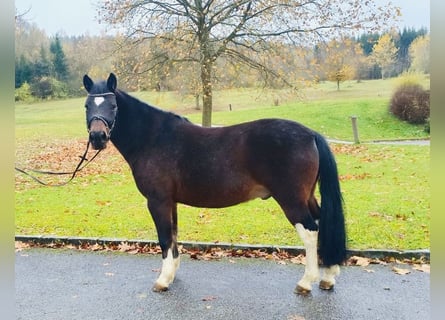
[{"xmin": 314, "ymin": 133, "xmax": 347, "ymax": 266}]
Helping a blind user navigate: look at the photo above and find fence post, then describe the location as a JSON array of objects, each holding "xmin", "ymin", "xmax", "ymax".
[{"xmin": 350, "ymin": 116, "xmax": 360, "ymax": 144}]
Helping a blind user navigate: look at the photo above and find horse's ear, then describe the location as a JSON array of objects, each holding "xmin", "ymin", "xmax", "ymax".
[
  {"xmin": 107, "ymin": 73, "xmax": 117, "ymax": 92},
  {"xmin": 83, "ymin": 75, "xmax": 94, "ymax": 92}
]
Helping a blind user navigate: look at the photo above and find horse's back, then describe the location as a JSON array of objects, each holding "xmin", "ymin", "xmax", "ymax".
[{"xmin": 173, "ymin": 118, "xmax": 319, "ymax": 207}]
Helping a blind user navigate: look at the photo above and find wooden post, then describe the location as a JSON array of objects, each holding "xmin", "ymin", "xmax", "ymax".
[{"xmin": 351, "ymin": 116, "xmax": 360, "ymax": 144}]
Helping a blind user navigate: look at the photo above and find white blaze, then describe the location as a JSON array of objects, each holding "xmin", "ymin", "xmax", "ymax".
[{"xmin": 94, "ymin": 97, "xmax": 105, "ymax": 106}]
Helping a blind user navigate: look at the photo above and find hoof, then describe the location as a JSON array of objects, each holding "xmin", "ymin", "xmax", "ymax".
[
  {"xmin": 294, "ymin": 285, "xmax": 312, "ymax": 296},
  {"xmin": 319, "ymin": 280, "xmax": 334, "ymax": 291},
  {"xmin": 152, "ymin": 283, "xmax": 169, "ymax": 292}
]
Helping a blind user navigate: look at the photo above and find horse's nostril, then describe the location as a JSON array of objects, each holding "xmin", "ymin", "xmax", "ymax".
[{"xmin": 89, "ymin": 131, "xmax": 107, "ymax": 142}]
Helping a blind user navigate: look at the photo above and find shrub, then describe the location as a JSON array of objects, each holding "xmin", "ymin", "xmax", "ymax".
[
  {"xmin": 31, "ymin": 77, "xmax": 68, "ymax": 99},
  {"xmin": 390, "ymin": 83, "xmax": 430, "ymax": 124},
  {"xmin": 15, "ymin": 82, "xmax": 33, "ymax": 102}
]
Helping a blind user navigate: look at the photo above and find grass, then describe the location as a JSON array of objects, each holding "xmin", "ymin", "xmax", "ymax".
[
  {"xmin": 15, "ymin": 143, "xmax": 429, "ymax": 250},
  {"xmin": 15, "ymin": 78, "xmax": 430, "ymax": 250}
]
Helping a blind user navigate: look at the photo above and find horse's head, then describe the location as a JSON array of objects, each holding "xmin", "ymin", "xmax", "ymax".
[{"xmin": 83, "ymin": 73, "xmax": 118, "ymax": 150}]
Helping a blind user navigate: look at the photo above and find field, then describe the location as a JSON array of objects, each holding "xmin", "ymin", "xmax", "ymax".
[{"xmin": 15, "ymin": 77, "xmax": 430, "ymax": 250}]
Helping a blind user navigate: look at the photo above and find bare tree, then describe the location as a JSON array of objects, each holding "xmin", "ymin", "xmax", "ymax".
[{"xmin": 98, "ymin": 0, "xmax": 399, "ymax": 126}]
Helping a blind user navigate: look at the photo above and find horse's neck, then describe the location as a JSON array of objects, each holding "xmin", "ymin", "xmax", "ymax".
[{"xmin": 111, "ymin": 91, "xmax": 168, "ymax": 160}]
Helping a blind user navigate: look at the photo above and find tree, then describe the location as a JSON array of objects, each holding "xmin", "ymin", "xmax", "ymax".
[
  {"xmin": 33, "ymin": 45, "xmax": 52, "ymax": 79},
  {"xmin": 394, "ymin": 27, "xmax": 428, "ymax": 74},
  {"xmin": 50, "ymin": 36, "xmax": 70, "ymax": 81},
  {"xmin": 357, "ymin": 32, "xmax": 380, "ymax": 56},
  {"xmin": 98, "ymin": 0, "xmax": 399, "ymax": 127},
  {"xmin": 369, "ymin": 33, "xmax": 398, "ymax": 79},
  {"xmin": 321, "ymin": 38, "xmax": 364, "ymax": 90},
  {"xmin": 409, "ymin": 35, "xmax": 430, "ymax": 74},
  {"xmin": 15, "ymin": 55, "xmax": 33, "ymax": 88}
]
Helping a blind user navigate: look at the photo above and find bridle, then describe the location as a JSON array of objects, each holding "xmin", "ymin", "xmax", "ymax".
[{"xmin": 87, "ymin": 92, "xmax": 117, "ymax": 139}]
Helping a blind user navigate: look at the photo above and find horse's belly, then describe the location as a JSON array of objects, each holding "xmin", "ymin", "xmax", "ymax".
[{"xmin": 176, "ymin": 183, "xmax": 271, "ymax": 208}]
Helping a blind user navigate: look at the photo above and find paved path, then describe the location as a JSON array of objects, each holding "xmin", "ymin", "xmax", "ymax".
[
  {"xmin": 16, "ymin": 248, "xmax": 429, "ymax": 320},
  {"xmin": 328, "ymin": 138, "xmax": 430, "ymax": 146}
]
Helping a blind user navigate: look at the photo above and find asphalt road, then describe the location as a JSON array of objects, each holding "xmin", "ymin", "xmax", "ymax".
[{"xmin": 16, "ymin": 248, "xmax": 429, "ymax": 320}]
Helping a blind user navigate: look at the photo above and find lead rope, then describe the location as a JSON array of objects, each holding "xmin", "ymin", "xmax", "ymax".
[{"xmin": 15, "ymin": 141, "xmax": 102, "ymax": 187}]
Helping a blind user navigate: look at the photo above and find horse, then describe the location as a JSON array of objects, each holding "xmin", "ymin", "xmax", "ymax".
[{"xmin": 82, "ymin": 73, "xmax": 346, "ymax": 295}]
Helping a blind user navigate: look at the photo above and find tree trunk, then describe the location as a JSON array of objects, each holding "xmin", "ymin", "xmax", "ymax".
[
  {"xmin": 195, "ymin": 93, "xmax": 200, "ymax": 110},
  {"xmin": 200, "ymin": 55, "xmax": 213, "ymax": 127}
]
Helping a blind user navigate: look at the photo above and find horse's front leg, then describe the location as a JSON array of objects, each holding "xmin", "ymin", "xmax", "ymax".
[{"xmin": 148, "ymin": 199, "xmax": 180, "ymax": 292}]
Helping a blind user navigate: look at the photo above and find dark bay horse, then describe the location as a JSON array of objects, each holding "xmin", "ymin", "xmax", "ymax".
[{"xmin": 83, "ymin": 73, "xmax": 346, "ymax": 295}]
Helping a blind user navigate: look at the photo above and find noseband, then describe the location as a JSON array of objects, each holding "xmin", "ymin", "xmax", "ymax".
[{"xmin": 87, "ymin": 92, "xmax": 117, "ymax": 138}]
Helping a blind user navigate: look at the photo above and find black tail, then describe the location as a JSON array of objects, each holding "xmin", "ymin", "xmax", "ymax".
[{"xmin": 314, "ymin": 133, "xmax": 346, "ymax": 266}]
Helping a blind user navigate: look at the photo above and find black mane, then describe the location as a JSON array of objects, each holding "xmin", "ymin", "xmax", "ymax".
[{"xmin": 115, "ymin": 89, "xmax": 191, "ymax": 124}]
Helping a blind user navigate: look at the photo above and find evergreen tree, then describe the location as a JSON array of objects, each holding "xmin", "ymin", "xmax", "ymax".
[
  {"xmin": 50, "ymin": 35, "xmax": 70, "ymax": 81},
  {"xmin": 395, "ymin": 27, "xmax": 428, "ymax": 74},
  {"xmin": 15, "ymin": 55, "xmax": 33, "ymax": 88},
  {"xmin": 33, "ymin": 45, "xmax": 52, "ymax": 79},
  {"xmin": 357, "ymin": 33, "xmax": 380, "ymax": 56}
]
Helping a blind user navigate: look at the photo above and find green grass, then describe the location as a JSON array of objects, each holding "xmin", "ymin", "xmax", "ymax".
[
  {"xmin": 15, "ymin": 78, "xmax": 430, "ymax": 250},
  {"xmin": 189, "ymin": 98, "xmax": 427, "ymax": 141},
  {"xmin": 15, "ymin": 144, "xmax": 429, "ymax": 250}
]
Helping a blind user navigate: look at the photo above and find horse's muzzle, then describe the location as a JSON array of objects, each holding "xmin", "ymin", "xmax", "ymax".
[{"xmin": 88, "ymin": 120, "xmax": 110, "ymax": 150}]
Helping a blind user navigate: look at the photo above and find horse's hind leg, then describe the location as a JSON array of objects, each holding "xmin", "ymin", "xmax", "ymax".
[
  {"xmin": 148, "ymin": 199, "xmax": 180, "ymax": 292},
  {"xmin": 319, "ymin": 265, "xmax": 340, "ymax": 290},
  {"xmin": 275, "ymin": 196, "xmax": 320, "ymax": 295},
  {"xmin": 308, "ymin": 195, "xmax": 340, "ymax": 291}
]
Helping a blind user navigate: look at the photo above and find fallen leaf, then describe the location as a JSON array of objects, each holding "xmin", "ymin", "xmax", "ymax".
[
  {"xmin": 392, "ymin": 266, "xmax": 411, "ymax": 275},
  {"xmin": 290, "ymin": 254, "xmax": 306, "ymax": 265},
  {"xmin": 118, "ymin": 242, "xmax": 134, "ymax": 252},
  {"xmin": 15, "ymin": 241, "xmax": 30, "ymax": 252},
  {"xmin": 288, "ymin": 315, "xmax": 305, "ymax": 320},
  {"xmin": 412, "ymin": 264, "xmax": 430, "ymax": 273},
  {"xmin": 90, "ymin": 243, "xmax": 103, "ymax": 251},
  {"xmin": 348, "ymin": 256, "xmax": 371, "ymax": 267},
  {"xmin": 202, "ymin": 296, "xmax": 217, "ymax": 302}
]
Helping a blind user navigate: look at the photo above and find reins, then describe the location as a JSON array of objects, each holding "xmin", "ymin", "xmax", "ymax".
[
  {"xmin": 16, "ymin": 92, "xmax": 116, "ymax": 186},
  {"xmin": 15, "ymin": 140, "xmax": 102, "ymax": 187}
]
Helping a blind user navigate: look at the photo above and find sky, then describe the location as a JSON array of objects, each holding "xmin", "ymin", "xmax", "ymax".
[{"xmin": 15, "ymin": 0, "xmax": 430, "ymax": 37}]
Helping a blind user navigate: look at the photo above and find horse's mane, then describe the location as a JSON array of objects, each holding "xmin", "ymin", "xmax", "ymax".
[{"xmin": 115, "ymin": 88, "xmax": 191, "ymax": 124}]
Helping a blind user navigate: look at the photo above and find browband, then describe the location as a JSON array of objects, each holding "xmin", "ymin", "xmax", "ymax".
[{"xmin": 87, "ymin": 92, "xmax": 115, "ymax": 97}]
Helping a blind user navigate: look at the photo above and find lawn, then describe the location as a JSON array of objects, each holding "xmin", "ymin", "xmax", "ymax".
[{"xmin": 15, "ymin": 78, "xmax": 430, "ymax": 250}]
